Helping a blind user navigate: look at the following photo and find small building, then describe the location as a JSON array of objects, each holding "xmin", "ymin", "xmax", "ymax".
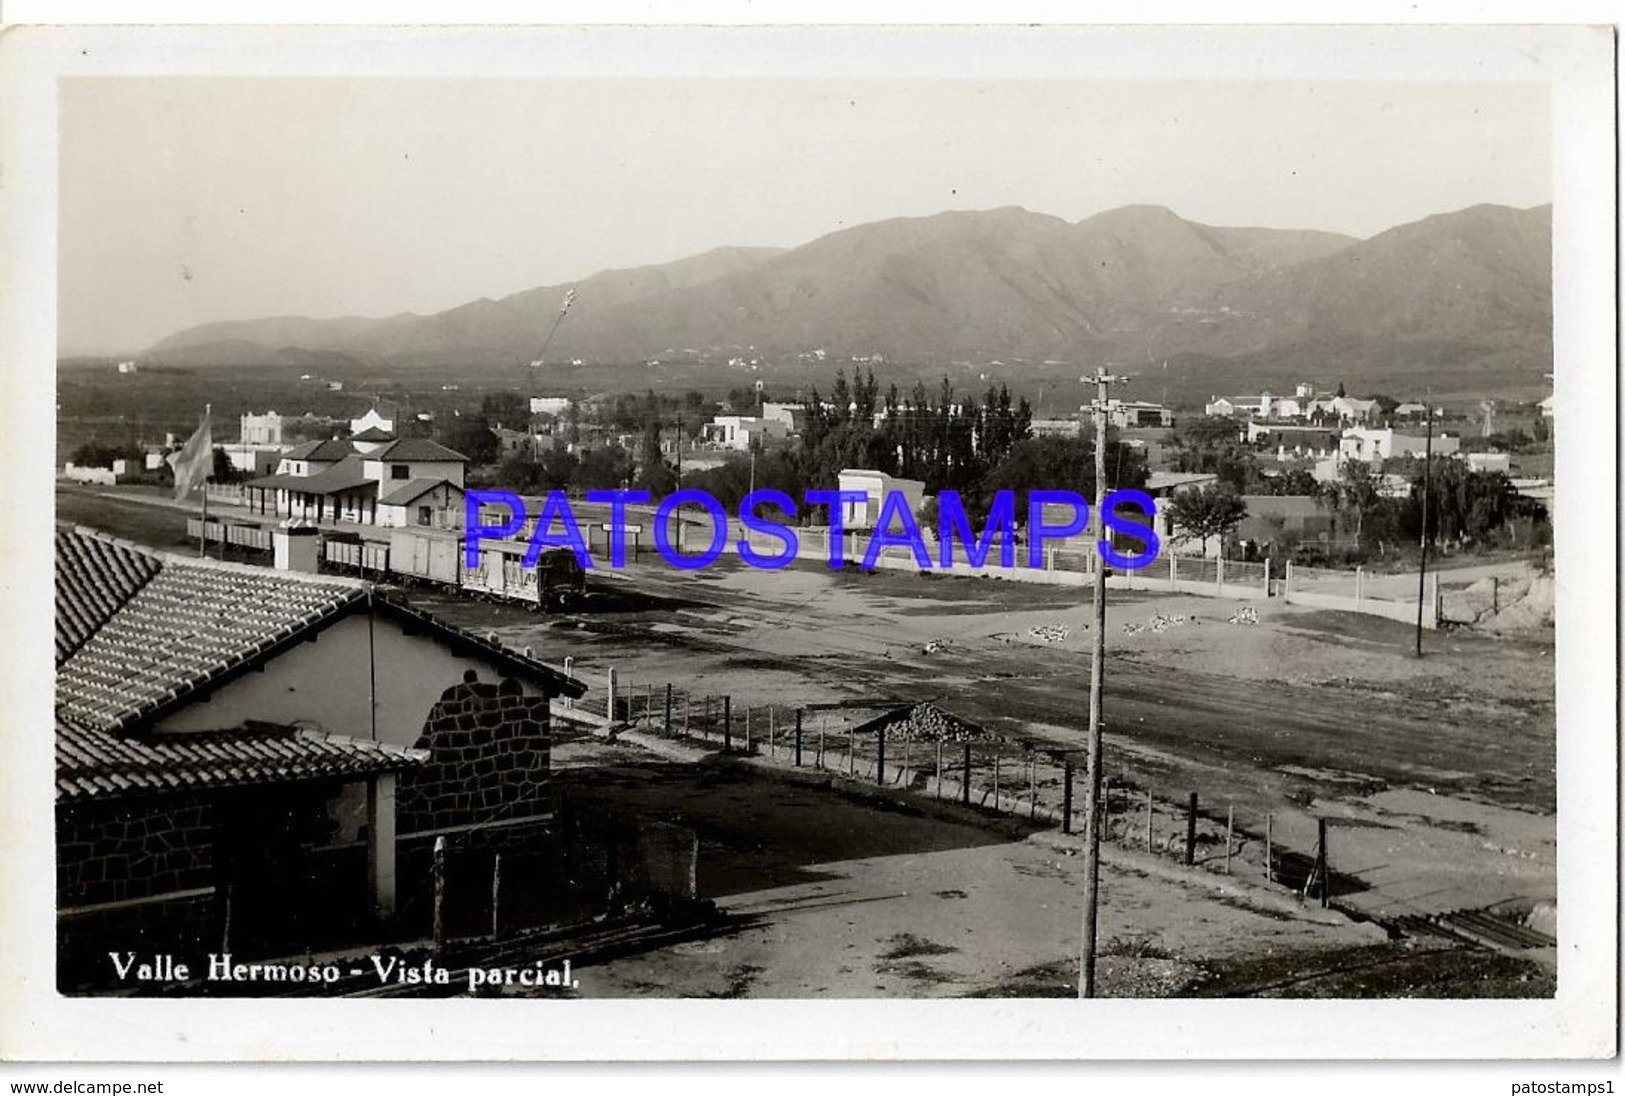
[
  {"xmin": 529, "ymin": 396, "xmax": 571, "ymax": 417},
  {"xmin": 1104, "ymin": 400, "xmax": 1174, "ymax": 429},
  {"xmin": 703, "ymin": 415, "xmax": 790, "ymax": 451},
  {"xmin": 350, "ymin": 405, "xmax": 395, "ymax": 436},
  {"xmin": 1339, "ymin": 427, "xmax": 1460, "ymax": 464},
  {"xmin": 760, "ymin": 402, "xmax": 806, "ymax": 433},
  {"xmin": 1030, "ymin": 418, "xmax": 1083, "ymax": 438},
  {"xmin": 835, "ymin": 469, "xmax": 926, "ymax": 531},
  {"xmin": 240, "ymin": 411, "xmax": 284, "ymax": 447},
  {"xmin": 1394, "ymin": 402, "xmax": 1428, "ymax": 419},
  {"xmin": 275, "ymin": 438, "xmax": 356, "ymax": 477},
  {"xmin": 377, "ymin": 478, "xmax": 467, "ymax": 529},
  {"xmin": 1466, "ymin": 452, "xmax": 1512, "ymax": 475},
  {"xmin": 54, "ymin": 526, "xmax": 584, "ymax": 983},
  {"xmin": 349, "ymin": 425, "xmax": 397, "ymax": 456}
]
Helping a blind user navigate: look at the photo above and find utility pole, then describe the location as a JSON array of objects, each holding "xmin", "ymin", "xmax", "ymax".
[
  {"xmin": 1080, "ymin": 366, "xmax": 1125, "ymax": 999},
  {"xmin": 1415, "ymin": 397, "xmax": 1433, "ymax": 657}
]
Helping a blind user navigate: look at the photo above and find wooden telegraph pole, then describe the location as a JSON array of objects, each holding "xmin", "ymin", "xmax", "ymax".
[
  {"xmin": 1415, "ymin": 398, "xmax": 1433, "ymax": 657},
  {"xmin": 1079, "ymin": 366, "xmax": 1125, "ymax": 999}
]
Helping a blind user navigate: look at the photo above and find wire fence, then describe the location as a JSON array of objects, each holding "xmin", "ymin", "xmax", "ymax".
[{"xmin": 583, "ymin": 679, "xmax": 1341, "ymax": 905}]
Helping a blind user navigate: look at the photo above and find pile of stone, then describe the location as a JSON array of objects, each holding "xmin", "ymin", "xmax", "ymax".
[
  {"xmin": 1227, "ymin": 607, "xmax": 1259, "ymax": 626},
  {"xmin": 1025, "ymin": 623, "xmax": 1071, "ymax": 643},
  {"xmin": 860, "ymin": 701, "xmax": 998, "ymax": 744}
]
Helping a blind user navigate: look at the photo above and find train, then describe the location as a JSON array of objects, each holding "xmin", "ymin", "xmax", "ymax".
[{"xmin": 320, "ymin": 525, "xmax": 589, "ymax": 611}]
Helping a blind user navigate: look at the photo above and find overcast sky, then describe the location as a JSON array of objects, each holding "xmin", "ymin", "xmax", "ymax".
[{"xmin": 59, "ymin": 78, "xmax": 1551, "ymax": 355}]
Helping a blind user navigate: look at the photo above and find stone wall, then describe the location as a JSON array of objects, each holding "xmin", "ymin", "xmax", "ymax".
[
  {"xmin": 56, "ymin": 793, "xmax": 214, "ymax": 908},
  {"xmin": 397, "ymin": 673, "xmax": 552, "ymax": 836}
]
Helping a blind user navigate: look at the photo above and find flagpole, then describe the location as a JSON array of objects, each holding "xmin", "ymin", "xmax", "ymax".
[{"xmin": 199, "ymin": 403, "xmax": 211, "ymax": 558}]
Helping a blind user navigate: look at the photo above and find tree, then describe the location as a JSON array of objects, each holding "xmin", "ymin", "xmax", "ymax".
[
  {"xmin": 480, "ymin": 391, "xmax": 529, "ymax": 428},
  {"xmin": 439, "ymin": 414, "xmax": 499, "ymax": 466},
  {"xmin": 1165, "ymin": 483, "xmax": 1248, "ymax": 557},
  {"xmin": 1328, "ymin": 459, "xmax": 1384, "ymax": 546},
  {"xmin": 210, "ymin": 447, "xmax": 245, "ymax": 484},
  {"xmin": 571, "ymin": 444, "xmax": 635, "ymax": 492}
]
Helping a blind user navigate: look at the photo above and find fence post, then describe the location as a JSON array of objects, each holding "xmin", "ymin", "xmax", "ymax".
[
  {"xmin": 1317, "ymin": 818, "xmax": 1330, "ymax": 908},
  {"xmin": 1062, "ymin": 760, "xmax": 1074, "ymax": 834},
  {"xmin": 1216, "ymin": 555, "xmax": 1225, "ymax": 592},
  {"xmin": 1492, "ymin": 575, "xmax": 1500, "ymax": 615},
  {"xmin": 794, "ymin": 708, "xmax": 803, "ymax": 767},
  {"xmin": 902, "ymin": 730, "xmax": 911, "ymax": 788},
  {"xmin": 704, "ymin": 696, "xmax": 712, "ymax": 741},
  {"xmin": 876, "ymin": 725, "xmax": 886, "ymax": 785},
  {"xmin": 607, "ymin": 667, "xmax": 618, "ymax": 722},
  {"xmin": 1029, "ymin": 756, "xmax": 1037, "ymax": 820},
  {"xmin": 647, "ymin": 682, "xmax": 654, "ymax": 722},
  {"xmin": 1262, "ymin": 557, "xmax": 1270, "ymax": 596},
  {"xmin": 491, "ymin": 852, "xmax": 503, "ymax": 939},
  {"xmin": 935, "ymin": 740, "xmax": 943, "ymax": 799},
  {"xmin": 1265, "ymin": 813, "xmax": 1274, "ymax": 883},
  {"xmin": 723, "ymin": 695, "xmax": 732, "ymax": 752},
  {"xmin": 1224, "ymin": 806, "xmax": 1234, "ymax": 875},
  {"xmin": 432, "ymin": 835, "xmax": 447, "ymax": 953},
  {"xmin": 818, "ymin": 722, "xmax": 825, "ymax": 768},
  {"xmin": 1355, "ymin": 566, "xmax": 1365, "ymax": 606},
  {"xmin": 962, "ymin": 742, "xmax": 972, "ymax": 806},
  {"xmin": 992, "ymin": 750, "xmax": 1001, "ymax": 811},
  {"xmin": 664, "ymin": 683, "xmax": 673, "ymax": 736},
  {"xmin": 1171, "ymin": 552, "xmax": 1179, "ymax": 586},
  {"xmin": 1145, "ymin": 790, "xmax": 1153, "ymax": 852},
  {"xmin": 849, "ymin": 726, "xmax": 856, "ymax": 777},
  {"xmin": 1186, "ymin": 792, "xmax": 1198, "ymax": 866}
]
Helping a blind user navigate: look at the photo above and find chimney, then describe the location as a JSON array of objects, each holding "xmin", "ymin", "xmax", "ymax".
[{"xmin": 273, "ymin": 522, "xmax": 321, "ymax": 573}]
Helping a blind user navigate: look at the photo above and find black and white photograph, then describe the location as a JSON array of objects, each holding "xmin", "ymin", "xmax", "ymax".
[{"xmin": 0, "ymin": 16, "xmax": 1616, "ymax": 1068}]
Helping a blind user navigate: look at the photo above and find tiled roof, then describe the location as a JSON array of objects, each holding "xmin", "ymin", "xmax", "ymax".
[
  {"xmin": 56, "ymin": 528, "xmax": 366, "ymax": 732},
  {"xmin": 281, "ymin": 438, "xmax": 357, "ymax": 463},
  {"xmin": 374, "ymin": 437, "xmax": 468, "ymax": 463},
  {"xmin": 54, "ymin": 526, "xmax": 584, "ymax": 738},
  {"xmin": 247, "ymin": 455, "xmax": 378, "ymax": 497},
  {"xmin": 378, "ymin": 477, "xmax": 464, "ymax": 507},
  {"xmin": 351, "ymin": 426, "xmax": 396, "ymax": 442},
  {"xmin": 55, "ymin": 527, "xmax": 161, "ymax": 664},
  {"xmin": 56, "ymin": 716, "xmax": 427, "ymax": 802}
]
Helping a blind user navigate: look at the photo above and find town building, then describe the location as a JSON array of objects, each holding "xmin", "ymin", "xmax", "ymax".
[
  {"xmin": 350, "ymin": 405, "xmax": 396, "ymax": 436},
  {"xmin": 530, "ymin": 396, "xmax": 571, "ymax": 417},
  {"xmin": 1103, "ymin": 400, "xmax": 1174, "ymax": 428},
  {"xmin": 245, "ymin": 438, "xmax": 469, "ymax": 525},
  {"xmin": 54, "ymin": 526, "xmax": 585, "ymax": 982},
  {"xmin": 377, "ymin": 479, "xmax": 467, "ymax": 529},
  {"xmin": 835, "ymin": 469, "xmax": 927, "ymax": 531},
  {"xmin": 702, "ymin": 415, "xmax": 791, "ymax": 451},
  {"xmin": 240, "ymin": 411, "xmax": 285, "ymax": 447},
  {"xmin": 349, "ymin": 425, "xmax": 396, "ymax": 456},
  {"xmin": 1338, "ymin": 426, "xmax": 1461, "ymax": 464}
]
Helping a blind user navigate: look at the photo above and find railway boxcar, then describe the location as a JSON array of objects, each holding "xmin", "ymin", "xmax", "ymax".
[
  {"xmin": 388, "ymin": 526, "xmax": 462, "ymax": 586},
  {"xmin": 461, "ymin": 536, "xmax": 586, "ymax": 610}
]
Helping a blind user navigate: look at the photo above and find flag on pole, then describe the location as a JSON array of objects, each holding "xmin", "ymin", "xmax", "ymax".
[{"xmin": 166, "ymin": 407, "xmax": 213, "ymax": 501}]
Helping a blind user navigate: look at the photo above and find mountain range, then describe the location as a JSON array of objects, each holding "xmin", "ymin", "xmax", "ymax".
[{"xmin": 143, "ymin": 202, "xmax": 1552, "ymax": 397}]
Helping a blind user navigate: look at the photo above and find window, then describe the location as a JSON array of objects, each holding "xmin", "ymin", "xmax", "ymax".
[
  {"xmin": 391, "ymin": 464, "xmax": 410, "ymax": 480},
  {"xmin": 417, "ymin": 505, "xmax": 432, "ymax": 526}
]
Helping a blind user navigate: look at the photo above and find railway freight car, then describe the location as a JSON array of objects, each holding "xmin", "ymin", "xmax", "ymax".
[{"xmin": 388, "ymin": 525, "xmax": 463, "ymax": 586}]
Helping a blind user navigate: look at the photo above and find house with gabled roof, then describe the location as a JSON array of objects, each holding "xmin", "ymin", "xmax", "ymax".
[{"xmin": 54, "ymin": 525, "xmax": 585, "ymax": 985}]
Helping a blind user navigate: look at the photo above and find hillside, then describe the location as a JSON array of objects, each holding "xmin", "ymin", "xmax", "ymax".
[{"xmin": 141, "ymin": 203, "xmax": 1551, "ymax": 395}]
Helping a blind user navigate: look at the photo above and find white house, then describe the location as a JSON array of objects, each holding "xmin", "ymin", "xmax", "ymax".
[
  {"xmin": 361, "ymin": 437, "xmax": 470, "ymax": 490},
  {"xmin": 1339, "ymin": 427, "xmax": 1460, "ymax": 464},
  {"xmin": 530, "ymin": 397, "xmax": 571, "ymax": 417},
  {"xmin": 377, "ymin": 479, "xmax": 467, "ymax": 529},
  {"xmin": 703, "ymin": 415, "xmax": 790, "ymax": 451},
  {"xmin": 350, "ymin": 406, "xmax": 396, "ymax": 436},
  {"xmin": 275, "ymin": 438, "xmax": 356, "ymax": 476},
  {"xmin": 240, "ymin": 411, "xmax": 284, "ymax": 447},
  {"xmin": 1465, "ymin": 452, "xmax": 1512, "ymax": 475},
  {"xmin": 835, "ymin": 469, "xmax": 926, "ymax": 531}
]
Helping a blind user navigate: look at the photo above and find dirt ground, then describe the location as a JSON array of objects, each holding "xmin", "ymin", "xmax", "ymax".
[
  {"xmin": 537, "ymin": 742, "xmax": 1549, "ymax": 999},
  {"xmin": 57, "ymin": 483, "xmax": 1560, "ymax": 993}
]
